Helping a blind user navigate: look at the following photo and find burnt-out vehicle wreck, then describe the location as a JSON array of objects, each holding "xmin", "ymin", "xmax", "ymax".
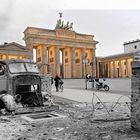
[{"xmin": 0, "ymin": 59, "xmax": 57, "ymax": 114}]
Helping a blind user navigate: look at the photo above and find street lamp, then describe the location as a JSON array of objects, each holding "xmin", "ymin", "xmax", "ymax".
[
  {"xmin": 90, "ymin": 62, "xmax": 94, "ymax": 88},
  {"xmin": 83, "ymin": 56, "xmax": 88, "ymax": 89}
]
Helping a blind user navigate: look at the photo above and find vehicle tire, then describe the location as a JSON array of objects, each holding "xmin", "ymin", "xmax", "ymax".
[
  {"xmin": 59, "ymin": 85, "xmax": 63, "ymax": 92},
  {"xmin": 96, "ymin": 85, "xmax": 100, "ymax": 90},
  {"xmin": 61, "ymin": 85, "xmax": 63, "ymax": 92},
  {"xmin": 104, "ymin": 85, "xmax": 109, "ymax": 91},
  {"xmin": 60, "ymin": 85, "xmax": 63, "ymax": 92}
]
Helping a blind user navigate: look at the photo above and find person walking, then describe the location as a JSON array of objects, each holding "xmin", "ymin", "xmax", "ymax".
[{"xmin": 54, "ymin": 74, "xmax": 60, "ymax": 92}]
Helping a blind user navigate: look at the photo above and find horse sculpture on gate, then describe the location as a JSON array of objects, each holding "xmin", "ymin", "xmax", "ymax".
[
  {"xmin": 69, "ymin": 22, "xmax": 73, "ymax": 30},
  {"xmin": 55, "ymin": 13, "xmax": 73, "ymax": 30}
]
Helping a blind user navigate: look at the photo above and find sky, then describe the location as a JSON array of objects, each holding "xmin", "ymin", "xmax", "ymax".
[{"xmin": 1, "ymin": 0, "xmax": 140, "ymax": 56}]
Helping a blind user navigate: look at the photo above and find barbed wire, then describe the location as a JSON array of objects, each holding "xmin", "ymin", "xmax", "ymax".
[{"xmin": 67, "ymin": 91, "xmax": 131, "ymax": 120}]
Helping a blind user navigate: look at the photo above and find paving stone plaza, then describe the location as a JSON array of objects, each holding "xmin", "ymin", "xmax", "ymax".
[{"xmin": 52, "ymin": 78, "xmax": 131, "ymax": 103}]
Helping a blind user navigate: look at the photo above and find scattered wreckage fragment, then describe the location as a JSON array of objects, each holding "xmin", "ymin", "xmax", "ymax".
[{"xmin": 0, "ymin": 59, "xmax": 58, "ymax": 115}]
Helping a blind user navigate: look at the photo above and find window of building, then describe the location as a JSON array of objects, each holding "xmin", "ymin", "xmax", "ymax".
[
  {"xmin": 49, "ymin": 58, "xmax": 54, "ymax": 63},
  {"xmin": 8, "ymin": 55, "xmax": 17, "ymax": 59},
  {"xmin": 65, "ymin": 58, "xmax": 68, "ymax": 63},
  {"xmin": 65, "ymin": 51, "xmax": 68, "ymax": 56},
  {"xmin": 75, "ymin": 58, "xmax": 80, "ymax": 63},
  {"xmin": 118, "ymin": 62, "xmax": 119, "ymax": 66},
  {"xmin": 134, "ymin": 45, "xmax": 137, "ymax": 49},
  {"xmin": 19, "ymin": 56, "xmax": 23, "ymax": 59},
  {"xmin": 124, "ymin": 61, "xmax": 126, "ymax": 65},
  {"xmin": 75, "ymin": 52, "xmax": 78, "ymax": 57},
  {"xmin": 37, "ymin": 57, "xmax": 41, "ymax": 62},
  {"xmin": 2, "ymin": 55, "xmax": 6, "ymax": 59},
  {"xmin": 50, "ymin": 50, "xmax": 53, "ymax": 56}
]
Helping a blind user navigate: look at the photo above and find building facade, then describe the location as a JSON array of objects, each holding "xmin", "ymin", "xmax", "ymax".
[
  {"xmin": 96, "ymin": 53, "xmax": 133, "ymax": 78},
  {"xmin": 124, "ymin": 39, "xmax": 140, "ymax": 53},
  {"xmin": 97, "ymin": 40, "xmax": 140, "ymax": 78},
  {"xmin": 0, "ymin": 42, "xmax": 30, "ymax": 60}
]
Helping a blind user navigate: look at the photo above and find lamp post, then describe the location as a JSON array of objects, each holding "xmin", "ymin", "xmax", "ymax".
[
  {"xmin": 83, "ymin": 56, "xmax": 88, "ymax": 89},
  {"xmin": 90, "ymin": 62, "xmax": 94, "ymax": 88}
]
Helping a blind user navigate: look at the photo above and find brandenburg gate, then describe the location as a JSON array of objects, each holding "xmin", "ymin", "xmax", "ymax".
[{"xmin": 23, "ymin": 15, "xmax": 98, "ymax": 78}]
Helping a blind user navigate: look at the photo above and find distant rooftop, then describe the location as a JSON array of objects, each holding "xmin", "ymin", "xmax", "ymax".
[
  {"xmin": 123, "ymin": 39, "xmax": 140, "ymax": 45},
  {"xmin": 0, "ymin": 42, "xmax": 27, "ymax": 50}
]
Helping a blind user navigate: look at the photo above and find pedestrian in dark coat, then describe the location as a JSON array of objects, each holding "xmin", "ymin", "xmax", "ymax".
[{"xmin": 54, "ymin": 74, "xmax": 60, "ymax": 92}]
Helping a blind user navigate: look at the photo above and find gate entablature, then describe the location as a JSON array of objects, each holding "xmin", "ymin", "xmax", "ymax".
[{"xmin": 24, "ymin": 27, "xmax": 97, "ymax": 47}]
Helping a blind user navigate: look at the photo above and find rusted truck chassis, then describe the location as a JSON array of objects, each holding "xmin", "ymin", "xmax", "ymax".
[{"xmin": 0, "ymin": 59, "xmax": 58, "ymax": 114}]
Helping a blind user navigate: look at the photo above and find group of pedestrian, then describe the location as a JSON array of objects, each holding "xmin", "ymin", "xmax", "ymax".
[{"xmin": 52, "ymin": 74, "xmax": 64, "ymax": 92}]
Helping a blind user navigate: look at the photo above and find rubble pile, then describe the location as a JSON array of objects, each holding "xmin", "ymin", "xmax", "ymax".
[{"xmin": 0, "ymin": 102, "xmax": 139, "ymax": 140}]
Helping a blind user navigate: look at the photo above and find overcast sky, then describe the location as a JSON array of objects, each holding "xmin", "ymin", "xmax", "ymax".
[{"xmin": 1, "ymin": 0, "xmax": 140, "ymax": 56}]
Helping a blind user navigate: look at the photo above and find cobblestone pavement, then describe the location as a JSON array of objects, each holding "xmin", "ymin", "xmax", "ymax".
[
  {"xmin": 61, "ymin": 78, "xmax": 131, "ymax": 94},
  {"xmin": 52, "ymin": 78, "xmax": 131, "ymax": 103}
]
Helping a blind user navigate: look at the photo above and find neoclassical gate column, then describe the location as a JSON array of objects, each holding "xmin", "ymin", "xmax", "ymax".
[
  {"xmin": 42, "ymin": 45, "xmax": 48, "ymax": 64},
  {"xmin": 119, "ymin": 60, "xmax": 122, "ymax": 77},
  {"xmin": 42, "ymin": 45, "xmax": 48, "ymax": 75},
  {"xmin": 82, "ymin": 48, "xmax": 86, "ymax": 78},
  {"xmin": 113, "ymin": 61, "xmax": 115, "ymax": 78},
  {"xmin": 108, "ymin": 61, "xmax": 111, "ymax": 78},
  {"xmin": 27, "ymin": 44, "xmax": 33, "ymax": 60},
  {"xmin": 125, "ymin": 58, "xmax": 128, "ymax": 77},
  {"xmin": 54, "ymin": 46, "xmax": 60, "ymax": 75},
  {"xmin": 90, "ymin": 48, "xmax": 96, "ymax": 77},
  {"xmin": 70, "ymin": 47, "xmax": 75, "ymax": 78}
]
